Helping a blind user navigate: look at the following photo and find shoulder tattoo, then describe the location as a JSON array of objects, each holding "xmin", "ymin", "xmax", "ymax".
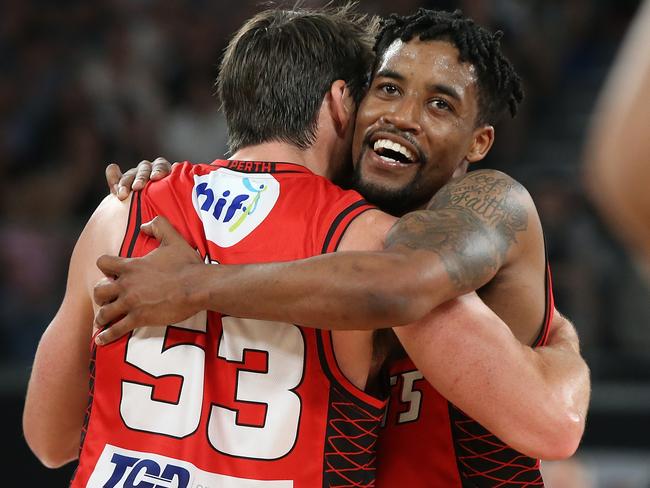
[{"xmin": 385, "ymin": 170, "xmax": 530, "ymax": 292}]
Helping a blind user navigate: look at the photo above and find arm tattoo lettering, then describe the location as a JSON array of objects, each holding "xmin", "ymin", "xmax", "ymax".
[{"xmin": 385, "ymin": 170, "xmax": 529, "ymax": 292}]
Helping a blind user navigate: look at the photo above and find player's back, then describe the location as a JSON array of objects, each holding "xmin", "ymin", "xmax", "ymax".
[{"xmin": 72, "ymin": 160, "xmax": 386, "ymax": 488}]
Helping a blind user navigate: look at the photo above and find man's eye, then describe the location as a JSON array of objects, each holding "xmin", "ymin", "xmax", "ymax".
[
  {"xmin": 379, "ymin": 83, "xmax": 399, "ymax": 95},
  {"xmin": 431, "ymin": 99, "xmax": 451, "ymax": 111}
]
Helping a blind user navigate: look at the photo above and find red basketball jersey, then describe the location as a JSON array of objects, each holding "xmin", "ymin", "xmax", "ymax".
[
  {"xmin": 72, "ymin": 160, "xmax": 386, "ymax": 488},
  {"xmin": 377, "ymin": 267, "xmax": 555, "ymax": 488}
]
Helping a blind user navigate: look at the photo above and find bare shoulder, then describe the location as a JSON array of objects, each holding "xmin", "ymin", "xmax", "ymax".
[
  {"xmin": 338, "ymin": 209, "xmax": 397, "ymax": 252},
  {"xmin": 428, "ymin": 169, "xmax": 535, "ymax": 233},
  {"xmin": 77, "ymin": 193, "xmax": 133, "ymax": 294}
]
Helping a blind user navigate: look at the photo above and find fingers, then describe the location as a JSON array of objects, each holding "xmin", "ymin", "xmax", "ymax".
[
  {"xmin": 96, "ymin": 254, "xmax": 128, "ymax": 277},
  {"xmin": 132, "ymin": 160, "xmax": 153, "ymax": 191},
  {"xmin": 106, "ymin": 163, "xmax": 123, "ymax": 196},
  {"xmin": 93, "ymin": 277, "xmax": 119, "ymax": 306},
  {"xmin": 95, "ymin": 314, "xmax": 135, "ymax": 346},
  {"xmin": 117, "ymin": 168, "xmax": 138, "ymax": 199},
  {"xmin": 113, "ymin": 157, "xmax": 171, "ymax": 199},
  {"xmin": 141, "ymin": 216, "xmax": 184, "ymax": 245},
  {"xmin": 150, "ymin": 157, "xmax": 172, "ymax": 180},
  {"xmin": 94, "ymin": 300, "xmax": 126, "ymax": 329}
]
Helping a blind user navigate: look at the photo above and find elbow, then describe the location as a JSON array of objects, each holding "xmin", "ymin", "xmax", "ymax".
[
  {"xmin": 26, "ymin": 437, "xmax": 78, "ymax": 469},
  {"xmin": 535, "ymin": 415, "xmax": 584, "ymax": 461},
  {"xmin": 23, "ymin": 420, "xmax": 79, "ymax": 469},
  {"xmin": 364, "ymin": 284, "xmax": 437, "ymax": 328},
  {"xmin": 520, "ymin": 407, "xmax": 585, "ymax": 461}
]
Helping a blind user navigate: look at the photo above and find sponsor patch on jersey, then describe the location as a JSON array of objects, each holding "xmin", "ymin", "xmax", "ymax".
[
  {"xmin": 86, "ymin": 444, "xmax": 293, "ymax": 487},
  {"xmin": 192, "ymin": 168, "xmax": 280, "ymax": 248}
]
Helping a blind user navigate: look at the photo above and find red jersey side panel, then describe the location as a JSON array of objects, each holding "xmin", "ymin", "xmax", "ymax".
[
  {"xmin": 72, "ymin": 160, "xmax": 385, "ymax": 488},
  {"xmin": 377, "ymin": 266, "xmax": 555, "ymax": 488}
]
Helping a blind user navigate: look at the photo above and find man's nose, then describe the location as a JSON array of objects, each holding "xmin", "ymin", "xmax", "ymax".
[{"xmin": 380, "ymin": 96, "xmax": 422, "ymax": 134}]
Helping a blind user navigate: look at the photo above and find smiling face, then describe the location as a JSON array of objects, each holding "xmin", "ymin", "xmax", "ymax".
[{"xmin": 350, "ymin": 38, "xmax": 494, "ymax": 215}]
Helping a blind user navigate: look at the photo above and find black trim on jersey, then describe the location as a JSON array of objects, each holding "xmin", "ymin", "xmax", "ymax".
[
  {"xmin": 315, "ymin": 332, "xmax": 385, "ymax": 414},
  {"xmin": 126, "ymin": 191, "xmax": 142, "ymax": 258},
  {"xmin": 321, "ymin": 382, "xmax": 382, "ymax": 488},
  {"xmin": 531, "ymin": 236, "xmax": 552, "ymax": 348},
  {"xmin": 71, "ymin": 190, "xmax": 143, "ymax": 486},
  {"xmin": 448, "ymin": 403, "xmax": 544, "ymax": 487},
  {"xmin": 213, "ymin": 160, "xmax": 316, "ymax": 174},
  {"xmin": 320, "ymin": 199, "xmax": 371, "ymax": 254}
]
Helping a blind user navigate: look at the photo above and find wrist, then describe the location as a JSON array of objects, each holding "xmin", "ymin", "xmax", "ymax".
[{"xmin": 183, "ymin": 263, "xmax": 213, "ymax": 313}]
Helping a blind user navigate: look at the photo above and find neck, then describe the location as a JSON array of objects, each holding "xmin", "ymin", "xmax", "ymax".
[{"xmin": 230, "ymin": 141, "xmax": 332, "ymax": 178}]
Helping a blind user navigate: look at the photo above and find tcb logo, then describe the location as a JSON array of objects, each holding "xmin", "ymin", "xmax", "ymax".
[
  {"xmin": 103, "ymin": 453, "xmax": 190, "ymax": 488},
  {"xmin": 192, "ymin": 168, "xmax": 280, "ymax": 248}
]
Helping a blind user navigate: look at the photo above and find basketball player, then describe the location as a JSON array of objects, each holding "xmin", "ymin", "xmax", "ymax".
[
  {"xmin": 24, "ymin": 7, "xmax": 391, "ymax": 486},
  {"xmin": 96, "ymin": 9, "xmax": 590, "ymax": 487}
]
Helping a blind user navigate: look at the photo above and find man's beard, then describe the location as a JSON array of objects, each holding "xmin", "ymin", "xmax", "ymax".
[{"xmin": 347, "ymin": 162, "xmax": 433, "ymax": 217}]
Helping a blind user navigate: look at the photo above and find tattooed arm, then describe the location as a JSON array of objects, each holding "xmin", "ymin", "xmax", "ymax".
[{"xmin": 94, "ymin": 169, "xmax": 539, "ymax": 339}]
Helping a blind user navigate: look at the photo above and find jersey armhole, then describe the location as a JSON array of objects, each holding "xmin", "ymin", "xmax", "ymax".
[
  {"xmin": 317, "ymin": 198, "xmax": 386, "ymax": 409},
  {"xmin": 532, "ymin": 238, "xmax": 555, "ymax": 348},
  {"xmin": 119, "ymin": 191, "xmax": 142, "ymax": 258}
]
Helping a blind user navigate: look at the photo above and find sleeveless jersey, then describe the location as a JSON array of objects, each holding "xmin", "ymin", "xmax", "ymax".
[
  {"xmin": 377, "ymin": 266, "xmax": 555, "ymax": 488},
  {"xmin": 71, "ymin": 160, "xmax": 386, "ymax": 488}
]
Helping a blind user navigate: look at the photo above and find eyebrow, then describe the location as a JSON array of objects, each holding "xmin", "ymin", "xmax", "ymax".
[
  {"xmin": 428, "ymin": 83, "xmax": 462, "ymax": 102},
  {"xmin": 375, "ymin": 69, "xmax": 463, "ymax": 102},
  {"xmin": 375, "ymin": 69, "xmax": 404, "ymax": 81}
]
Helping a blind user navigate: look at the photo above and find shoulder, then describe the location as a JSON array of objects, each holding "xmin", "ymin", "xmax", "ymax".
[
  {"xmin": 428, "ymin": 169, "xmax": 540, "ymax": 250},
  {"xmin": 430, "ymin": 169, "xmax": 534, "ymax": 213},
  {"xmin": 77, "ymin": 194, "xmax": 132, "ymax": 291},
  {"xmin": 338, "ymin": 209, "xmax": 397, "ymax": 252}
]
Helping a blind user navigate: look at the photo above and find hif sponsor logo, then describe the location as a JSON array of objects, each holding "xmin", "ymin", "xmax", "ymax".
[{"xmin": 192, "ymin": 168, "xmax": 280, "ymax": 247}]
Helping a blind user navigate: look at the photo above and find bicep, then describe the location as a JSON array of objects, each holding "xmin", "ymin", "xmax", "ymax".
[
  {"xmin": 23, "ymin": 221, "xmax": 98, "ymax": 463},
  {"xmin": 24, "ymin": 195, "xmax": 130, "ymax": 463},
  {"xmin": 386, "ymin": 170, "xmax": 536, "ymax": 296}
]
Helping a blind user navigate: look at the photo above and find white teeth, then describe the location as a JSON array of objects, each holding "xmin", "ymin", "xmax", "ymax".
[{"xmin": 372, "ymin": 139, "xmax": 414, "ymax": 162}]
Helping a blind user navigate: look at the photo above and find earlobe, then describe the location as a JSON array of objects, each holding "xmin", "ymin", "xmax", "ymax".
[{"xmin": 467, "ymin": 125, "xmax": 495, "ymax": 163}]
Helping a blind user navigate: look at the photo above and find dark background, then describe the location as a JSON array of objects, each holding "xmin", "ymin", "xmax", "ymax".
[{"xmin": 2, "ymin": 0, "xmax": 648, "ymax": 486}]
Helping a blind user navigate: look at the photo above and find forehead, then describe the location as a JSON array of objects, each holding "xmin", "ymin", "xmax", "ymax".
[{"xmin": 376, "ymin": 37, "xmax": 478, "ymax": 92}]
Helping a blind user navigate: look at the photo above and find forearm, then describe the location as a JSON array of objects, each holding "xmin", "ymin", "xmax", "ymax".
[
  {"xmin": 394, "ymin": 297, "xmax": 587, "ymax": 459},
  {"xmin": 192, "ymin": 249, "xmax": 452, "ymax": 330},
  {"xmin": 23, "ymin": 323, "xmax": 90, "ymax": 468}
]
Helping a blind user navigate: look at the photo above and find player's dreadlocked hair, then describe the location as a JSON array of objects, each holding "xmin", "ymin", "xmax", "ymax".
[{"xmin": 374, "ymin": 9, "xmax": 524, "ymax": 126}]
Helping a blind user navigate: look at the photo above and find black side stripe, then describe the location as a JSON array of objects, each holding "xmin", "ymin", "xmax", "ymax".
[
  {"xmin": 125, "ymin": 191, "xmax": 142, "ymax": 258},
  {"xmin": 320, "ymin": 199, "xmax": 369, "ymax": 254}
]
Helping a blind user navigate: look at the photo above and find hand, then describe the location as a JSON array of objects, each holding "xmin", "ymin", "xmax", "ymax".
[
  {"xmin": 105, "ymin": 157, "xmax": 173, "ymax": 200},
  {"xmin": 93, "ymin": 216, "xmax": 203, "ymax": 344}
]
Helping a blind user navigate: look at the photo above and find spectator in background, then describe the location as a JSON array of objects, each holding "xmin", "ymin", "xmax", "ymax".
[{"xmin": 583, "ymin": 0, "xmax": 650, "ymax": 280}]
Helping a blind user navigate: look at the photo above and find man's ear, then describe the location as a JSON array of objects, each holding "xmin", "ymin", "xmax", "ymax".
[
  {"xmin": 466, "ymin": 125, "xmax": 495, "ymax": 164},
  {"xmin": 329, "ymin": 79, "xmax": 354, "ymax": 137}
]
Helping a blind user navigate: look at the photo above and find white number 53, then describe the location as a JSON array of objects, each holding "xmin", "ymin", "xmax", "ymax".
[{"xmin": 120, "ymin": 313, "xmax": 305, "ymax": 460}]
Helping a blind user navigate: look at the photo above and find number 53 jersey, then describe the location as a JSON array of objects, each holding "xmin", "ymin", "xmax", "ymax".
[{"xmin": 71, "ymin": 160, "xmax": 386, "ymax": 488}]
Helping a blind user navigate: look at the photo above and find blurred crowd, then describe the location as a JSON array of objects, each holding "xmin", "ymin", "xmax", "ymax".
[{"xmin": 0, "ymin": 0, "xmax": 648, "ymax": 386}]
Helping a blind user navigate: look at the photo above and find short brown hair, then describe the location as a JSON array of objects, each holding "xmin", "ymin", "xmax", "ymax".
[{"xmin": 217, "ymin": 4, "xmax": 378, "ymax": 152}]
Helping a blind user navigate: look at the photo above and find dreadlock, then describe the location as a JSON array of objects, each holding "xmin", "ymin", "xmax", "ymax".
[{"xmin": 374, "ymin": 9, "xmax": 524, "ymax": 126}]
